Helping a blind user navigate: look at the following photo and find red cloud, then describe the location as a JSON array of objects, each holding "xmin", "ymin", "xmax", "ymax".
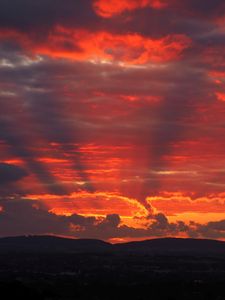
[
  {"xmin": 0, "ymin": 27, "xmax": 191, "ymax": 64},
  {"xmin": 216, "ymin": 92, "xmax": 225, "ymax": 102},
  {"xmin": 93, "ymin": 0, "xmax": 167, "ymax": 18}
]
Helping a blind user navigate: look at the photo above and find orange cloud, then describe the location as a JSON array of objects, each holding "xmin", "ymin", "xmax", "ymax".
[
  {"xmin": 26, "ymin": 191, "xmax": 149, "ymax": 219},
  {"xmin": 93, "ymin": 0, "xmax": 167, "ymax": 18},
  {"xmin": 147, "ymin": 193, "xmax": 225, "ymax": 215},
  {"xmin": 0, "ymin": 27, "xmax": 191, "ymax": 64}
]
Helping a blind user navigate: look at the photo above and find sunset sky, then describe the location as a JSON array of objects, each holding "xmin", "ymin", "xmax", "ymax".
[{"xmin": 0, "ymin": 0, "xmax": 225, "ymax": 242}]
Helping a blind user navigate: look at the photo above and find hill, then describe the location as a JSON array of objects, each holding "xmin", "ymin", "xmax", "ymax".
[
  {"xmin": 116, "ymin": 237, "xmax": 225, "ymax": 255},
  {"xmin": 0, "ymin": 235, "xmax": 112, "ymax": 253},
  {"xmin": 0, "ymin": 236, "xmax": 224, "ymax": 255}
]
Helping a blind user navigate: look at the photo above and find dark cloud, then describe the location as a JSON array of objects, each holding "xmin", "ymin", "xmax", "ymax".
[
  {"xmin": 0, "ymin": 200, "xmax": 66, "ymax": 236},
  {"xmin": 0, "ymin": 0, "xmax": 98, "ymax": 32},
  {"xmin": 0, "ymin": 115, "xmax": 68, "ymax": 195},
  {"xmin": 192, "ymin": 220, "xmax": 225, "ymax": 239},
  {"xmin": 174, "ymin": 0, "xmax": 225, "ymax": 17},
  {"xmin": 108, "ymin": 8, "xmax": 214, "ymax": 40},
  {"xmin": 27, "ymin": 92, "xmax": 94, "ymax": 192},
  {"xmin": 0, "ymin": 163, "xmax": 28, "ymax": 184}
]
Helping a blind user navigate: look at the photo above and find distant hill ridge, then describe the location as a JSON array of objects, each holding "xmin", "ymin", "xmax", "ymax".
[
  {"xmin": 0, "ymin": 236, "xmax": 224, "ymax": 255},
  {"xmin": 0, "ymin": 236, "xmax": 111, "ymax": 253}
]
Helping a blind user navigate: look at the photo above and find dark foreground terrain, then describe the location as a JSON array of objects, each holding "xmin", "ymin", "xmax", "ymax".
[{"xmin": 0, "ymin": 236, "xmax": 224, "ymax": 300}]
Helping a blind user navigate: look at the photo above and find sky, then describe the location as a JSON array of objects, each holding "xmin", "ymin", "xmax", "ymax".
[{"xmin": 0, "ymin": 0, "xmax": 225, "ymax": 242}]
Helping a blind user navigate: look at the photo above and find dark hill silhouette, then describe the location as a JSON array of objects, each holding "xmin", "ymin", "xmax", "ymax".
[
  {"xmin": 0, "ymin": 235, "xmax": 112, "ymax": 253},
  {"xmin": 0, "ymin": 236, "xmax": 224, "ymax": 255},
  {"xmin": 115, "ymin": 237, "xmax": 225, "ymax": 255}
]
